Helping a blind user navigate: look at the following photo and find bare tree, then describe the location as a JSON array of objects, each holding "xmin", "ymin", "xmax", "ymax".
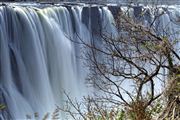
[{"xmin": 60, "ymin": 5, "xmax": 180, "ymax": 120}]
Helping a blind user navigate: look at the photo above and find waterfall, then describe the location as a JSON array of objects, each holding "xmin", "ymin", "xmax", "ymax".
[
  {"xmin": 0, "ymin": 5, "xmax": 79, "ymax": 119},
  {"xmin": 0, "ymin": 3, "xmax": 180, "ymax": 119},
  {"xmin": 0, "ymin": 4, "xmax": 114, "ymax": 119}
]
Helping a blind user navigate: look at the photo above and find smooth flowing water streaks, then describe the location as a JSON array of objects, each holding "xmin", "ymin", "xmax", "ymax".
[
  {"xmin": 101, "ymin": 6, "xmax": 118, "ymax": 38},
  {"xmin": 0, "ymin": 7, "xmax": 34, "ymax": 119},
  {"xmin": 39, "ymin": 7, "xmax": 80, "ymax": 102},
  {"xmin": 71, "ymin": 5, "xmax": 92, "ymax": 96},
  {"xmin": 0, "ymin": 6, "xmax": 81, "ymax": 119}
]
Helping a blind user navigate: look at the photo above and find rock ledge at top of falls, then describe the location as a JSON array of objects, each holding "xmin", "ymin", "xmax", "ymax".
[{"xmin": 1, "ymin": 0, "xmax": 180, "ymax": 7}]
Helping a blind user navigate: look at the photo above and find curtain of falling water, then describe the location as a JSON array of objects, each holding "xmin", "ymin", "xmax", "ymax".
[
  {"xmin": 0, "ymin": 5, "xmax": 100, "ymax": 119},
  {"xmin": 0, "ymin": 6, "xmax": 81, "ymax": 119}
]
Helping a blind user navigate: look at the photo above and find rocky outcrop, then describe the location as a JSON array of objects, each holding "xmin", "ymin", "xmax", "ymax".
[{"xmin": 0, "ymin": 88, "xmax": 12, "ymax": 120}]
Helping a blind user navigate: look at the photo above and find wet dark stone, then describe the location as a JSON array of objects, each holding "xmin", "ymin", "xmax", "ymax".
[
  {"xmin": 133, "ymin": 6, "xmax": 143, "ymax": 20},
  {"xmin": 144, "ymin": 8, "xmax": 152, "ymax": 24},
  {"xmin": 81, "ymin": 7, "xmax": 89, "ymax": 27},
  {"xmin": 82, "ymin": 6, "xmax": 101, "ymax": 35},
  {"xmin": 66, "ymin": 6, "xmax": 76, "ymax": 33},
  {"xmin": 108, "ymin": 6, "xmax": 121, "ymax": 19}
]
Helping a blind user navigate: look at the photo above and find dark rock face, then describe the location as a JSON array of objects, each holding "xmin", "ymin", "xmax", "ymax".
[
  {"xmin": 108, "ymin": 6, "xmax": 121, "ymax": 19},
  {"xmin": 143, "ymin": 8, "xmax": 152, "ymax": 23},
  {"xmin": 65, "ymin": 6, "xmax": 76, "ymax": 33},
  {"xmin": 133, "ymin": 6, "xmax": 142, "ymax": 18},
  {"xmin": 82, "ymin": 6, "xmax": 101, "ymax": 34}
]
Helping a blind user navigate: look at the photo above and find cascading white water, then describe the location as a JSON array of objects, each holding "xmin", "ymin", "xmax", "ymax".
[
  {"xmin": 0, "ymin": 5, "xmax": 81, "ymax": 119},
  {"xmin": 0, "ymin": 4, "xmax": 116, "ymax": 119},
  {"xmin": 100, "ymin": 6, "xmax": 118, "ymax": 38},
  {"xmin": 0, "ymin": 3, "xmax": 180, "ymax": 119}
]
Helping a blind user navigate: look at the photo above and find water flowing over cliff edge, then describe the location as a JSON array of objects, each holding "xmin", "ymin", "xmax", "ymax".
[{"xmin": 0, "ymin": 3, "xmax": 180, "ymax": 119}]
